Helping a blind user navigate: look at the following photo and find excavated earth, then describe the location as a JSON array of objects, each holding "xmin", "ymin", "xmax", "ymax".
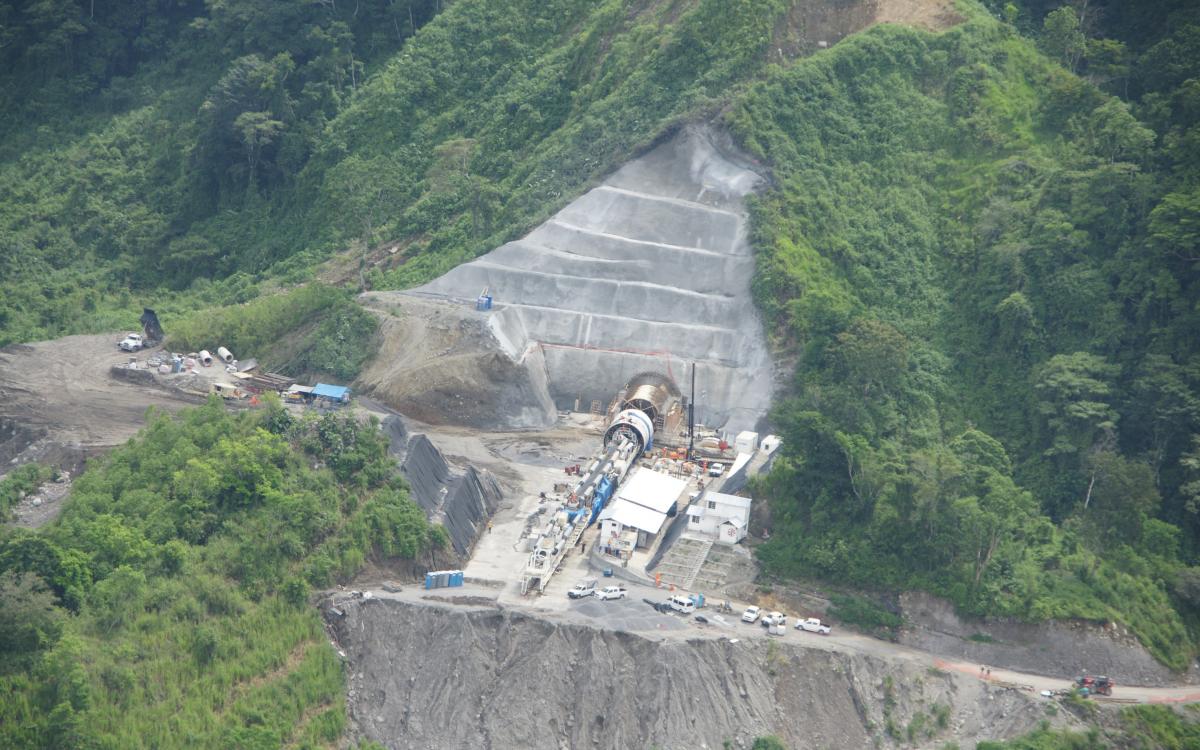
[{"xmin": 329, "ymin": 597, "xmax": 1072, "ymax": 750}]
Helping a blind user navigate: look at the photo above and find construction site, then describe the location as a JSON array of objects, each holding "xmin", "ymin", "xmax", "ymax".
[{"xmin": 4, "ymin": 124, "xmax": 1200, "ymax": 750}]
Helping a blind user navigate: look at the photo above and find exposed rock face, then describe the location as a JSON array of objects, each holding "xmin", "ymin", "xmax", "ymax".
[
  {"xmin": 899, "ymin": 591, "xmax": 1199, "ymax": 687},
  {"xmin": 330, "ymin": 597, "xmax": 1060, "ymax": 750}
]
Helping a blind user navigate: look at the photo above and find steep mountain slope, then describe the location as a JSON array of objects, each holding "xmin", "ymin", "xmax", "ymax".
[{"xmin": 331, "ymin": 597, "xmax": 1059, "ymax": 750}]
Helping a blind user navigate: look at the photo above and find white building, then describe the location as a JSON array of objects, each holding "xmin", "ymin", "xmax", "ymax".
[
  {"xmin": 686, "ymin": 491, "xmax": 751, "ymax": 545},
  {"xmin": 598, "ymin": 468, "xmax": 687, "ymax": 554}
]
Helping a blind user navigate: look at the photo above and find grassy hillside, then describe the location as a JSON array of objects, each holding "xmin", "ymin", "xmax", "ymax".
[{"xmin": 0, "ymin": 398, "xmax": 442, "ymax": 748}]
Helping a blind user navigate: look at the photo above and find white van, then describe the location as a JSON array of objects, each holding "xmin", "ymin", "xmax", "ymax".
[{"xmin": 668, "ymin": 595, "xmax": 696, "ymax": 614}]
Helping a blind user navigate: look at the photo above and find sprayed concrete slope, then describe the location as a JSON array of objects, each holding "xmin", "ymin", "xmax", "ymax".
[{"xmin": 396, "ymin": 125, "xmax": 772, "ymax": 433}]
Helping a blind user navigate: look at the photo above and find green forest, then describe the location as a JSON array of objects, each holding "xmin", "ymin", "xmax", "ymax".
[
  {"xmin": 2, "ymin": 0, "xmax": 1200, "ymax": 746},
  {"xmin": 0, "ymin": 397, "xmax": 442, "ymax": 747}
]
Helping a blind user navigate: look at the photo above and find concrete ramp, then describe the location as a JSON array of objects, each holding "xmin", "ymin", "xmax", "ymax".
[{"xmin": 366, "ymin": 125, "xmax": 773, "ymax": 432}]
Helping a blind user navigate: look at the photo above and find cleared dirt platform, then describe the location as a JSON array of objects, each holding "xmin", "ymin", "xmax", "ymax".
[{"xmin": 0, "ymin": 335, "xmax": 202, "ymax": 472}]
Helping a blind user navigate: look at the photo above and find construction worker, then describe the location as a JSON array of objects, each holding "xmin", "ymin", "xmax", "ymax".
[{"xmin": 487, "ymin": 521, "xmax": 493, "ymax": 533}]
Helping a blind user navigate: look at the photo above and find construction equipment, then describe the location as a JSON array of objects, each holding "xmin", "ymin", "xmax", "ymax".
[
  {"xmin": 1075, "ymin": 675, "xmax": 1114, "ymax": 696},
  {"xmin": 140, "ymin": 308, "xmax": 165, "ymax": 347}
]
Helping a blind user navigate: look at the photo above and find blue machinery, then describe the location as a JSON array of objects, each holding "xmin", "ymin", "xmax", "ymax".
[{"xmin": 519, "ymin": 373, "xmax": 680, "ymax": 594}]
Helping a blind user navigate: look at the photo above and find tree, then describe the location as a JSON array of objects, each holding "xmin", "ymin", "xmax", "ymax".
[
  {"xmin": 1033, "ymin": 352, "xmax": 1118, "ymax": 461},
  {"xmin": 954, "ymin": 472, "xmax": 1035, "ymax": 592},
  {"xmin": 1082, "ymin": 99, "xmax": 1155, "ymax": 164},
  {"xmin": 1148, "ymin": 189, "xmax": 1200, "ymax": 267},
  {"xmin": 832, "ymin": 318, "xmax": 909, "ymax": 397},
  {"xmin": 1042, "ymin": 6, "xmax": 1086, "ymax": 73},
  {"xmin": 0, "ymin": 571, "xmax": 64, "ymax": 662},
  {"xmin": 1179, "ymin": 436, "xmax": 1200, "ymax": 515},
  {"xmin": 1081, "ymin": 451, "xmax": 1160, "ymax": 544},
  {"xmin": 1126, "ymin": 355, "xmax": 1200, "ymax": 487},
  {"xmin": 233, "ymin": 111, "xmax": 285, "ymax": 192}
]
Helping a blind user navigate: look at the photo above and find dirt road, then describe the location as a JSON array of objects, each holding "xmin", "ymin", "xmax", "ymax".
[{"xmin": 357, "ymin": 577, "xmax": 1200, "ymax": 707}]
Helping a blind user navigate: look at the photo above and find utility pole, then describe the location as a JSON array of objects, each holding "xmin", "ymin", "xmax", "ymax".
[{"xmin": 688, "ymin": 362, "xmax": 696, "ymax": 461}]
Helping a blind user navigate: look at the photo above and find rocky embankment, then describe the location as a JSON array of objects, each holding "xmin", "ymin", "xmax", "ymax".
[
  {"xmin": 900, "ymin": 591, "xmax": 1198, "ymax": 687},
  {"xmin": 329, "ymin": 597, "xmax": 1067, "ymax": 750}
]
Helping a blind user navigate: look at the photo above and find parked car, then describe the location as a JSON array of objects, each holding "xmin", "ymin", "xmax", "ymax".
[
  {"xmin": 741, "ymin": 605, "xmax": 761, "ymax": 623},
  {"xmin": 568, "ymin": 578, "xmax": 597, "ymax": 599},
  {"xmin": 707, "ymin": 462, "xmax": 725, "ymax": 477},
  {"xmin": 796, "ymin": 617, "xmax": 832, "ymax": 635},
  {"xmin": 759, "ymin": 611, "xmax": 786, "ymax": 628},
  {"xmin": 668, "ymin": 595, "xmax": 696, "ymax": 614},
  {"xmin": 594, "ymin": 585, "xmax": 627, "ymax": 601},
  {"xmin": 119, "ymin": 333, "xmax": 144, "ymax": 351}
]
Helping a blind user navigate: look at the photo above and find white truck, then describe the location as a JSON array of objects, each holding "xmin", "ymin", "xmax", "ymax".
[
  {"xmin": 594, "ymin": 585, "xmax": 627, "ymax": 601},
  {"xmin": 568, "ymin": 578, "xmax": 597, "ymax": 599},
  {"xmin": 759, "ymin": 611, "xmax": 786, "ymax": 628},
  {"xmin": 741, "ymin": 605, "xmax": 761, "ymax": 623},
  {"xmin": 796, "ymin": 617, "xmax": 832, "ymax": 635},
  {"xmin": 119, "ymin": 333, "xmax": 144, "ymax": 352}
]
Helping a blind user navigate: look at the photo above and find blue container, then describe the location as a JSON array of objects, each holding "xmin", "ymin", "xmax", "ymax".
[
  {"xmin": 449, "ymin": 570, "xmax": 464, "ymax": 587},
  {"xmin": 689, "ymin": 593, "xmax": 705, "ymax": 608},
  {"xmin": 475, "ymin": 295, "xmax": 493, "ymax": 311},
  {"xmin": 424, "ymin": 572, "xmax": 435, "ymax": 590}
]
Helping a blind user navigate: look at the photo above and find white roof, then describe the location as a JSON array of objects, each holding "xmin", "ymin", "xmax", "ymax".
[
  {"xmin": 605, "ymin": 498, "xmax": 668, "ymax": 534},
  {"xmin": 728, "ymin": 452, "xmax": 752, "ymax": 477},
  {"xmin": 706, "ymin": 491, "xmax": 751, "ymax": 509},
  {"xmin": 616, "ymin": 469, "xmax": 687, "ymax": 514}
]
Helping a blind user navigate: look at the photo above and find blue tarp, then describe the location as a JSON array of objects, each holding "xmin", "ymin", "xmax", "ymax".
[{"xmin": 312, "ymin": 383, "xmax": 350, "ymax": 401}]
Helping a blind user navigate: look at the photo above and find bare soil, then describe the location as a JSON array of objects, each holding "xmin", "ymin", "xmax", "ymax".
[
  {"xmin": 0, "ymin": 334, "xmax": 202, "ymax": 473},
  {"xmin": 772, "ymin": 0, "xmax": 963, "ymax": 60},
  {"xmin": 328, "ymin": 594, "xmax": 1076, "ymax": 750}
]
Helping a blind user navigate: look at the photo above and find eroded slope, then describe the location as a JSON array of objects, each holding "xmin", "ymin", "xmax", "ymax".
[{"xmin": 330, "ymin": 598, "xmax": 1065, "ymax": 750}]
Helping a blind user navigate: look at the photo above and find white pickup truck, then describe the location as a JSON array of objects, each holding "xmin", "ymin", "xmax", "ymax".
[
  {"xmin": 118, "ymin": 333, "xmax": 144, "ymax": 352},
  {"xmin": 759, "ymin": 611, "xmax": 786, "ymax": 628},
  {"xmin": 568, "ymin": 578, "xmax": 597, "ymax": 599},
  {"xmin": 796, "ymin": 617, "xmax": 832, "ymax": 634}
]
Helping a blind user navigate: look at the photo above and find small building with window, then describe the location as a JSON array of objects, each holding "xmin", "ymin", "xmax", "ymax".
[
  {"xmin": 597, "ymin": 468, "xmax": 688, "ymax": 555},
  {"xmin": 685, "ymin": 491, "xmax": 751, "ymax": 545}
]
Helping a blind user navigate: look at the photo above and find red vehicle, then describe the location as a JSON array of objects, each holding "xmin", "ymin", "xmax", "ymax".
[{"xmin": 1075, "ymin": 675, "xmax": 1114, "ymax": 696}]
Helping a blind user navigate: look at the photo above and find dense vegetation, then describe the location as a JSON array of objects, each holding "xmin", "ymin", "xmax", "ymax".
[
  {"xmin": 978, "ymin": 705, "xmax": 1200, "ymax": 749},
  {"xmin": 0, "ymin": 398, "xmax": 442, "ymax": 748},
  {"xmin": 0, "ymin": 0, "xmax": 797, "ymax": 347},
  {"xmin": 2, "ymin": 0, "xmax": 1200, "ymax": 745},
  {"xmin": 167, "ymin": 283, "xmax": 379, "ymax": 381},
  {"xmin": 741, "ymin": 1, "xmax": 1200, "ymax": 670}
]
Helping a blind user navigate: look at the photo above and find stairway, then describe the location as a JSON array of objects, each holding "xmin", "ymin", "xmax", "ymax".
[{"xmin": 653, "ymin": 536, "xmax": 713, "ymax": 590}]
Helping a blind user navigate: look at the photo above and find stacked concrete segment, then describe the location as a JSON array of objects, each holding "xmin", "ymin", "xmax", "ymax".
[{"xmin": 413, "ymin": 125, "xmax": 773, "ymax": 432}]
